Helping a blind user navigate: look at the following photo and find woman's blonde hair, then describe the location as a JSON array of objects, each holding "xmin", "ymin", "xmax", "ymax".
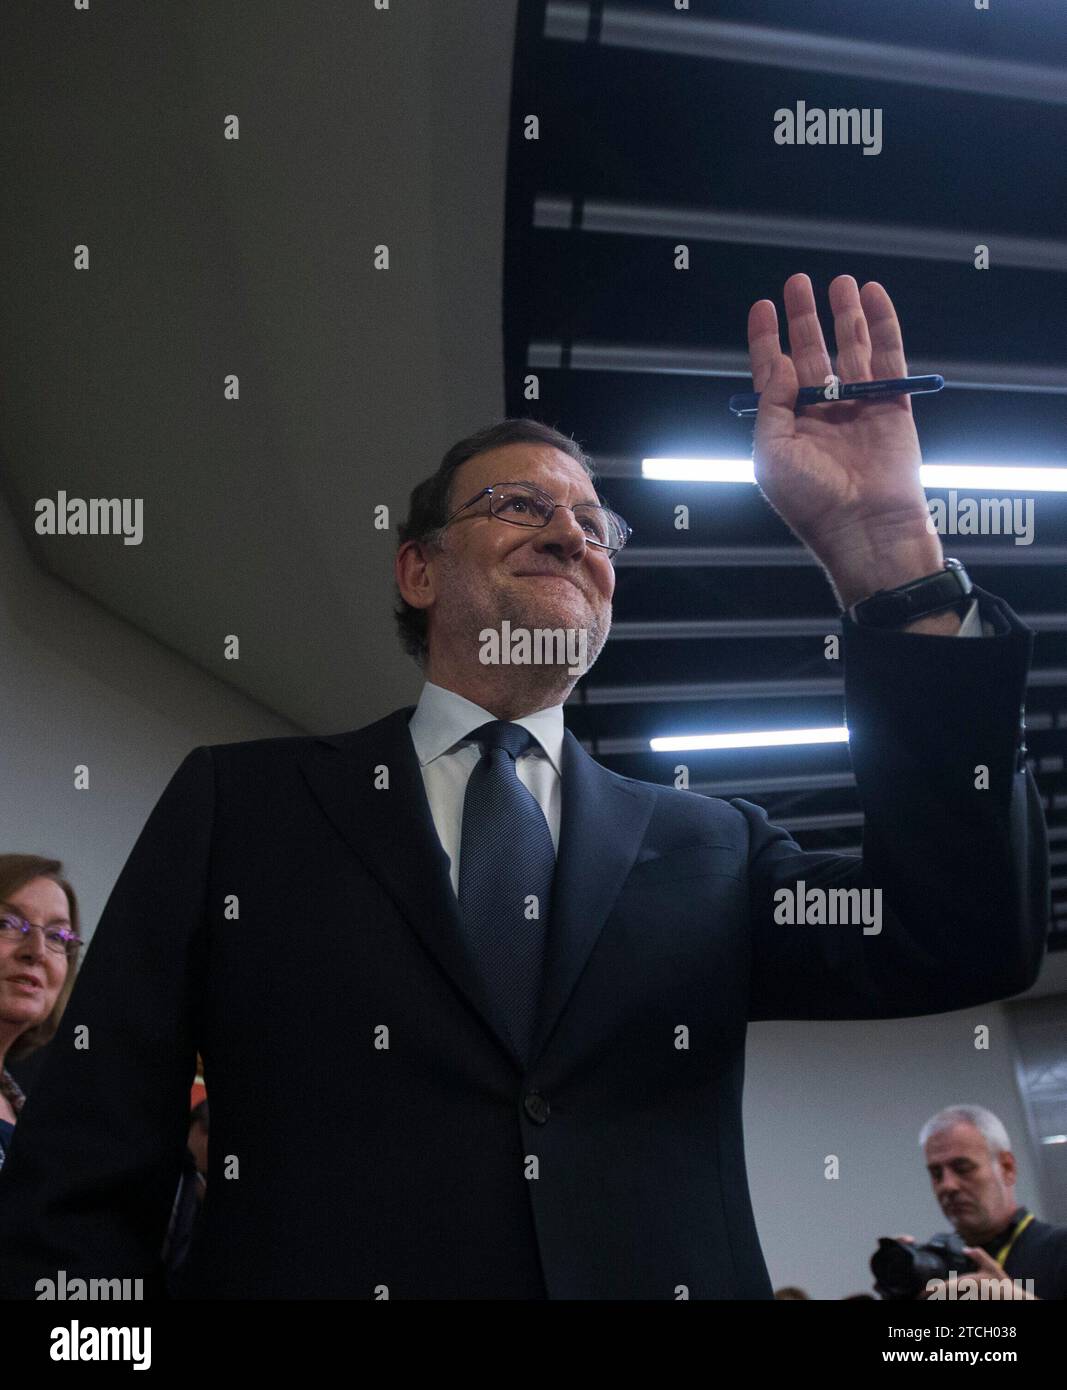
[{"xmin": 0, "ymin": 854, "xmax": 83, "ymax": 1062}]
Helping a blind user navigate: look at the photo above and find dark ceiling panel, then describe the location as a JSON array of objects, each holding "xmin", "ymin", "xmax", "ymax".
[{"xmin": 504, "ymin": 0, "xmax": 1067, "ymax": 943}]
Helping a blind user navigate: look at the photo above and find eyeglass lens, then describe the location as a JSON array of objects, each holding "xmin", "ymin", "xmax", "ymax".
[
  {"xmin": 0, "ymin": 914, "xmax": 77, "ymax": 955},
  {"xmin": 489, "ymin": 485, "xmax": 625, "ymax": 548}
]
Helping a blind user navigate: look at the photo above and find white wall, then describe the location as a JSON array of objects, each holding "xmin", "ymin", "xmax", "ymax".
[
  {"xmin": 0, "ymin": 486, "xmax": 297, "ymax": 943},
  {"xmin": 744, "ymin": 1006, "xmax": 1042, "ymax": 1299}
]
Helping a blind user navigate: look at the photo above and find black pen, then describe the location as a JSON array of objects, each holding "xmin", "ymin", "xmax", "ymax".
[{"xmin": 728, "ymin": 374, "xmax": 945, "ymax": 417}]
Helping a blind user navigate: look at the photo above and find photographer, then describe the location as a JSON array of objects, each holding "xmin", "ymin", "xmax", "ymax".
[{"xmin": 888, "ymin": 1105, "xmax": 1067, "ymax": 1301}]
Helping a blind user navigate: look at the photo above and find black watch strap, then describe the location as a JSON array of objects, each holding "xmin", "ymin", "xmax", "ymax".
[{"xmin": 848, "ymin": 558, "xmax": 973, "ymax": 627}]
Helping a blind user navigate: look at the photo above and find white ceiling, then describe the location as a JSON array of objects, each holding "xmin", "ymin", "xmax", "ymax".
[{"xmin": 1, "ymin": 1, "xmax": 518, "ymax": 732}]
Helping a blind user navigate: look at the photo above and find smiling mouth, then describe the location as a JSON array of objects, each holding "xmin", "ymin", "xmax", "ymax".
[{"xmin": 515, "ymin": 573, "xmax": 581, "ymax": 590}]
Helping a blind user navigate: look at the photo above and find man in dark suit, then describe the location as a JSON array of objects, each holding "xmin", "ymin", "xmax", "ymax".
[{"xmin": 0, "ymin": 275, "xmax": 1050, "ymax": 1298}]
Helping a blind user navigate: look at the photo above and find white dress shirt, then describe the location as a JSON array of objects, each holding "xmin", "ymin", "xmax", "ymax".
[
  {"xmin": 407, "ymin": 601, "xmax": 987, "ymax": 896},
  {"xmin": 408, "ymin": 681, "xmax": 565, "ymax": 898},
  {"xmin": 957, "ymin": 599, "xmax": 988, "ymax": 637}
]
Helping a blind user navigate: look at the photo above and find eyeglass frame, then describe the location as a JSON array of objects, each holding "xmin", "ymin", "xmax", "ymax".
[
  {"xmin": 439, "ymin": 482, "xmax": 633, "ymax": 558},
  {"xmin": 0, "ymin": 907, "xmax": 83, "ymax": 958}
]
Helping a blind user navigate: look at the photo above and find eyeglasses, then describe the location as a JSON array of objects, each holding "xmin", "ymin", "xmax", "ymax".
[
  {"xmin": 441, "ymin": 483, "xmax": 632, "ymax": 558},
  {"xmin": 0, "ymin": 911, "xmax": 82, "ymax": 958}
]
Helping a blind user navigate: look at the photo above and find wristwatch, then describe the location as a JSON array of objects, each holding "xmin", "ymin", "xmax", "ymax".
[{"xmin": 848, "ymin": 558, "xmax": 973, "ymax": 627}]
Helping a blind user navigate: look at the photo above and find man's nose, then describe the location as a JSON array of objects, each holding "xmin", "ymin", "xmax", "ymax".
[{"xmin": 536, "ymin": 506, "xmax": 588, "ymax": 555}]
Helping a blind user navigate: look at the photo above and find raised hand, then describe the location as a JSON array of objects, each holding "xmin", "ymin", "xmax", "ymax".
[{"xmin": 747, "ymin": 273, "xmax": 946, "ymax": 614}]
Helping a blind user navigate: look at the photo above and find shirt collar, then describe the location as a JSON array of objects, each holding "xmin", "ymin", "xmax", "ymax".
[{"xmin": 408, "ymin": 681, "xmax": 565, "ymax": 776}]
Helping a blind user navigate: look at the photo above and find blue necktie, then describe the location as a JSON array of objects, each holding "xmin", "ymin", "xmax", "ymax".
[{"xmin": 457, "ymin": 721, "xmax": 556, "ymax": 1064}]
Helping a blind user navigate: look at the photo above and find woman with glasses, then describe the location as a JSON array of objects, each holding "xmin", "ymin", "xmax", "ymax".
[{"xmin": 0, "ymin": 855, "xmax": 83, "ymax": 1170}]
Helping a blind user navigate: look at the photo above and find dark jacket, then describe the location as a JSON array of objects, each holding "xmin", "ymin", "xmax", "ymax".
[{"xmin": 0, "ymin": 587, "xmax": 1049, "ymax": 1298}]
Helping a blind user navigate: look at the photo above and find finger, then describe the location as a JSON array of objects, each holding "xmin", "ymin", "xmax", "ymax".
[
  {"xmin": 747, "ymin": 298, "xmax": 800, "ymax": 455},
  {"xmin": 860, "ymin": 280, "xmax": 909, "ymax": 379},
  {"xmin": 828, "ymin": 275, "xmax": 873, "ymax": 382},
  {"xmin": 783, "ymin": 272, "xmax": 833, "ymax": 389},
  {"xmin": 747, "ymin": 298, "xmax": 783, "ymax": 395},
  {"xmin": 891, "ymin": 1235, "xmax": 917, "ymax": 1243}
]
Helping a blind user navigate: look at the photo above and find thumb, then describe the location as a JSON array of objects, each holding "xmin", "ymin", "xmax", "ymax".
[{"xmin": 752, "ymin": 352, "xmax": 800, "ymax": 461}]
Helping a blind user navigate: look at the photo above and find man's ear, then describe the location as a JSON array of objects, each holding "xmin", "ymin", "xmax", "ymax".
[
  {"xmin": 1000, "ymin": 1149, "xmax": 1017, "ymax": 1186},
  {"xmin": 396, "ymin": 538, "xmax": 436, "ymax": 610}
]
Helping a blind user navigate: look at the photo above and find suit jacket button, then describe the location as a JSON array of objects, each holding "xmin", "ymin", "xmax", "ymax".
[{"xmin": 524, "ymin": 1092, "xmax": 550, "ymax": 1124}]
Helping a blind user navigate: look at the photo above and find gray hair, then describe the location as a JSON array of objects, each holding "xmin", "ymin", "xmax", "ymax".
[{"xmin": 919, "ymin": 1105, "xmax": 1012, "ymax": 1158}]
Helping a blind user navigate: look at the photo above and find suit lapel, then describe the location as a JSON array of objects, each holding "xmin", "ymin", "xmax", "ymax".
[
  {"xmin": 298, "ymin": 707, "xmax": 523, "ymax": 1065},
  {"xmin": 298, "ymin": 709, "xmax": 655, "ymax": 1070}
]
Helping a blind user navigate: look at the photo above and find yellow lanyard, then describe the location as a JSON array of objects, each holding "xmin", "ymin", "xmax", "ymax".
[{"xmin": 995, "ymin": 1211, "xmax": 1034, "ymax": 1267}]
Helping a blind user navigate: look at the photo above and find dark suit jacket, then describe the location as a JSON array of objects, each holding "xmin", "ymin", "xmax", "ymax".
[{"xmin": 0, "ymin": 586, "xmax": 1050, "ymax": 1299}]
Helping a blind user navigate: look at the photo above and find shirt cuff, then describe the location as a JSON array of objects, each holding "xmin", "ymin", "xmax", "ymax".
[{"xmin": 956, "ymin": 598, "xmax": 990, "ymax": 637}]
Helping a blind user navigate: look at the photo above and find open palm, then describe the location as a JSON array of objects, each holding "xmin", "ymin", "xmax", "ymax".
[{"xmin": 747, "ymin": 274, "xmax": 930, "ymax": 563}]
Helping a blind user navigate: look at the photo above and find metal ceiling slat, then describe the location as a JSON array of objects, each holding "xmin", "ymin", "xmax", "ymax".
[
  {"xmin": 573, "ymin": 676, "xmax": 844, "ymax": 703},
  {"xmin": 612, "ymin": 544, "xmax": 1067, "ymax": 567},
  {"xmin": 536, "ymin": 194, "xmax": 1067, "ymax": 274},
  {"xmin": 609, "ymin": 614, "xmax": 1066, "ymax": 639},
  {"xmin": 689, "ymin": 771, "xmax": 857, "ymax": 795},
  {"xmin": 528, "ymin": 335, "xmax": 1067, "ymax": 394},
  {"xmin": 570, "ymin": 668, "xmax": 1067, "ymax": 706},
  {"xmin": 544, "ymin": 4, "xmax": 1067, "ymax": 105}
]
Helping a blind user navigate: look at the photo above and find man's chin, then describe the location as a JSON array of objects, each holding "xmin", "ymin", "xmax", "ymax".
[
  {"xmin": 501, "ymin": 596, "xmax": 591, "ymax": 632},
  {"xmin": 482, "ymin": 601, "xmax": 605, "ymax": 674}
]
